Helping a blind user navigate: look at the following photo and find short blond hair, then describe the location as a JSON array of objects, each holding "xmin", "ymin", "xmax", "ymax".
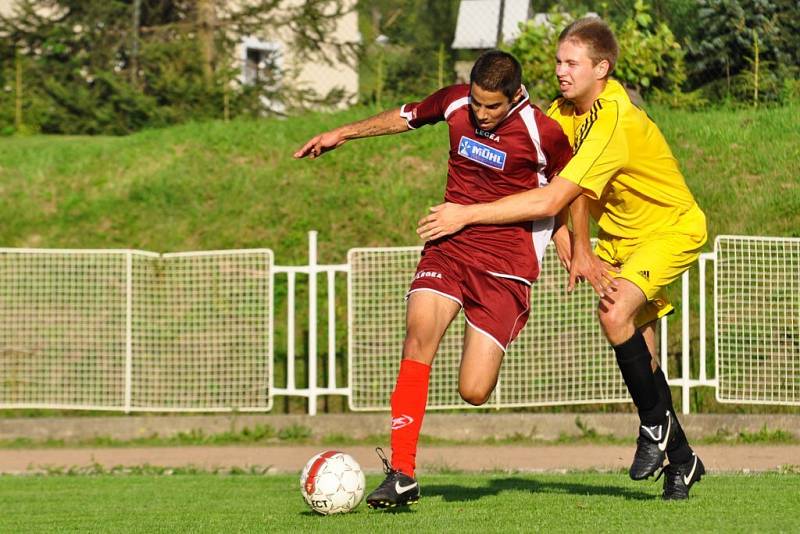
[{"xmin": 559, "ymin": 17, "xmax": 619, "ymax": 74}]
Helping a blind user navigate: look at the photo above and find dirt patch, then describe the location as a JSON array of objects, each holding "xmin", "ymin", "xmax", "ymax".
[{"xmin": 1, "ymin": 445, "xmax": 797, "ymax": 474}]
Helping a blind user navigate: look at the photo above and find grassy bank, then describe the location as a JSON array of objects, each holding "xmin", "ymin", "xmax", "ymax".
[{"xmin": 0, "ymin": 104, "xmax": 797, "ymax": 260}]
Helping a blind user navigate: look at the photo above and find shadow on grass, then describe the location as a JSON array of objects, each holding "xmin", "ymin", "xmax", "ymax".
[{"xmin": 424, "ymin": 477, "xmax": 653, "ymax": 502}]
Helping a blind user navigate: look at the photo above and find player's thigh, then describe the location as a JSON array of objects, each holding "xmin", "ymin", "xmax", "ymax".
[
  {"xmin": 457, "ymin": 269, "xmax": 530, "ymax": 404},
  {"xmin": 460, "ymin": 268, "xmax": 531, "ymax": 352},
  {"xmin": 598, "ymin": 232, "xmax": 703, "ymax": 330},
  {"xmin": 404, "ymin": 290, "xmax": 461, "ymax": 364},
  {"xmin": 404, "ymin": 250, "xmax": 464, "ymax": 363},
  {"xmin": 458, "ymin": 325, "xmax": 505, "ymax": 405},
  {"xmin": 616, "ymin": 233, "xmax": 703, "ymax": 300}
]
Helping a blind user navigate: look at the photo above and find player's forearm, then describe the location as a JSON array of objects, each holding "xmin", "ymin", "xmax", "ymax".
[
  {"xmin": 462, "ymin": 177, "xmax": 580, "ymax": 225},
  {"xmin": 461, "ymin": 188, "xmax": 558, "ymax": 225},
  {"xmin": 335, "ymin": 108, "xmax": 410, "ymax": 140},
  {"xmin": 569, "ymin": 195, "xmax": 592, "ymax": 255},
  {"xmin": 554, "ymin": 205, "xmax": 569, "ymax": 231}
]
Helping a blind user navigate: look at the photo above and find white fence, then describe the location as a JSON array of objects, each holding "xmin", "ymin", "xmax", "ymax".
[
  {"xmin": 0, "ymin": 248, "xmax": 273, "ymax": 412},
  {"xmin": 711, "ymin": 236, "xmax": 800, "ymax": 406},
  {"xmin": 348, "ymin": 245, "xmax": 628, "ymax": 410},
  {"xmin": 0, "ymin": 233, "xmax": 797, "ymax": 414}
]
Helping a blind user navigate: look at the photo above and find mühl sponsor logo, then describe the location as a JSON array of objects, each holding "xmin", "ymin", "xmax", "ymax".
[{"xmin": 458, "ymin": 136, "xmax": 506, "ymax": 170}]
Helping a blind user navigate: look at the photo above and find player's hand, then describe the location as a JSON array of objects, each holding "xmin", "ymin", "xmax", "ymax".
[
  {"xmin": 293, "ymin": 130, "xmax": 346, "ymax": 159},
  {"xmin": 551, "ymin": 226, "xmax": 573, "ymax": 272},
  {"xmin": 568, "ymin": 248, "xmax": 619, "ymax": 297},
  {"xmin": 416, "ymin": 203, "xmax": 471, "ymax": 241}
]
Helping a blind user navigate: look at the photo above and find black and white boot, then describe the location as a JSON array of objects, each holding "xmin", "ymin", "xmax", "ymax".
[
  {"xmin": 658, "ymin": 453, "xmax": 706, "ymax": 500},
  {"xmin": 366, "ymin": 448, "xmax": 420, "ymax": 509},
  {"xmin": 630, "ymin": 410, "xmax": 675, "ymax": 480}
]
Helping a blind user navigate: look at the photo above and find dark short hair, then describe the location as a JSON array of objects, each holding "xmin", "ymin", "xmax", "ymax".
[
  {"xmin": 559, "ymin": 17, "xmax": 619, "ymax": 74},
  {"xmin": 469, "ymin": 50, "xmax": 522, "ymax": 101}
]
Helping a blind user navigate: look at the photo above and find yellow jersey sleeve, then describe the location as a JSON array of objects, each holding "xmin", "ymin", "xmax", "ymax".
[{"xmin": 558, "ymin": 100, "xmax": 628, "ymax": 200}]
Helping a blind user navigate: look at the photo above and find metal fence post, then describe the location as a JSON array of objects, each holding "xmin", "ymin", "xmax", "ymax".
[
  {"xmin": 124, "ymin": 251, "xmax": 133, "ymax": 413},
  {"xmin": 308, "ymin": 231, "xmax": 318, "ymax": 415},
  {"xmin": 681, "ymin": 270, "xmax": 691, "ymax": 414}
]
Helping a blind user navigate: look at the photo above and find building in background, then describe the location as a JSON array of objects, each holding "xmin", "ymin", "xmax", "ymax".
[
  {"xmin": 0, "ymin": 0, "xmax": 360, "ymax": 110},
  {"xmin": 451, "ymin": 1, "xmax": 597, "ymax": 84},
  {"xmin": 451, "ymin": 0, "xmax": 530, "ymax": 82},
  {"xmin": 236, "ymin": 0, "xmax": 359, "ymax": 109}
]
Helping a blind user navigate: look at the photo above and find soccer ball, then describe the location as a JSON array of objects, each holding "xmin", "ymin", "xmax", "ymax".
[{"xmin": 300, "ymin": 450, "xmax": 366, "ymax": 515}]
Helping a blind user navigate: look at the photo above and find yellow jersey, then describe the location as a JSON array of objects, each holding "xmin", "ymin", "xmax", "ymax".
[{"xmin": 547, "ymin": 79, "xmax": 702, "ymax": 240}]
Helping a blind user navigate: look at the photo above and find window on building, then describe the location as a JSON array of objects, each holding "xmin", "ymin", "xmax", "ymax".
[{"xmin": 241, "ymin": 38, "xmax": 281, "ymax": 87}]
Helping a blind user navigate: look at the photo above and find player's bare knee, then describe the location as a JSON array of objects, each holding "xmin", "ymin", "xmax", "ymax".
[
  {"xmin": 459, "ymin": 385, "xmax": 491, "ymax": 406},
  {"xmin": 597, "ymin": 305, "xmax": 627, "ymax": 336}
]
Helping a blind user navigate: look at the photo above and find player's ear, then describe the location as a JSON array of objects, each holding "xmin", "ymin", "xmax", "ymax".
[
  {"xmin": 512, "ymin": 86, "xmax": 524, "ymax": 103},
  {"xmin": 594, "ymin": 59, "xmax": 610, "ymax": 80}
]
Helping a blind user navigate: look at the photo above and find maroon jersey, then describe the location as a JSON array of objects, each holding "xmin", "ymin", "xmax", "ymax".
[{"xmin": 401, "ymin": 84, "xmax": 572, "ymax": 283}]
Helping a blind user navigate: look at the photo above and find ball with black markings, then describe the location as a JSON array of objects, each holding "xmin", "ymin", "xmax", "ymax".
[{"xmin": 300, "ymin": 450, "xmax": 366, "ymax": 515}]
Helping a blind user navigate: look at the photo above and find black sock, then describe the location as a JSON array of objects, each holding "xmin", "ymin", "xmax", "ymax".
[
  {"xmin": 653, "ymin": 367, "xmax": 694, "ymax": 464},
  {"xmin": 613, "ymin": 330, "xmax": 666, "ymax": 426}
]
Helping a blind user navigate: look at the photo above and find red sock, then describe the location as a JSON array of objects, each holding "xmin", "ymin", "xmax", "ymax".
[{"xmin": 390, "ymin": 358, "xmax": 431, "ymax": 478}]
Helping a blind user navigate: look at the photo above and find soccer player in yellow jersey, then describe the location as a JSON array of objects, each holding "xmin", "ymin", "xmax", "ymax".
[{"xmin": 416, "ymin": 17, "xmax": 707, "ymax": 500}]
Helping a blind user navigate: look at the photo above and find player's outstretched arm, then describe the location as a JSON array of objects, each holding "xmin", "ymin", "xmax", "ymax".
[
  {"xmin": 293, "ymin": 108, "xmax": 410, "ymax": 159},
  {"xmin": 567, "ymin": 195, "xmax": 618, "ymax": 297},
  {"xmin": 416, "ymin": 176, "xmax": 582, "ymax": 241}
]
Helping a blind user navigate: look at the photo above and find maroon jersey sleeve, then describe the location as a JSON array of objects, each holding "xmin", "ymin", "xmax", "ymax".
[
  {"xmin": 400, "ymin": 84, "xmax": 470, "ymax": 129},
  {"xmin": 536, "ymin": 110, "xmax": 573, "ymax": 182}
]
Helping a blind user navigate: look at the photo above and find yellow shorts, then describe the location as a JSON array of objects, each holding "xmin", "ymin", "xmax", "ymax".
[{"xmin": 595, "ymin": 205, "xmax": 707, "ymax": 327}]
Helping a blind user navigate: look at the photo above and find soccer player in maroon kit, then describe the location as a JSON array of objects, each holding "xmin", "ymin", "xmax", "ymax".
[{"xmin": 294, "ymin": 51, "xmax": 573, "ymax": 508}]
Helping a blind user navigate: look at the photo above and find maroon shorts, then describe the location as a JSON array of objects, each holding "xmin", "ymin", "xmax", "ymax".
[{"xmin": 407, "ymin": 249, "xmax": 531, "ymax": 351}]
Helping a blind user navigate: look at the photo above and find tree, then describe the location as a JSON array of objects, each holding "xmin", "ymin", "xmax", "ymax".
[
  {"xmin": 686, "ymin": 0, "xmax": 797, "ymax": 103},
  {"xmin": 508, "ymin": 3, "xmax": 685, "ymax": 105},
  {"xmin": 0, "ymin": 0, "xmax": 356, "ymax": 134},
  {"xmin": 357, "ymin": 0, "xmax": 460, "ymax": 105}
]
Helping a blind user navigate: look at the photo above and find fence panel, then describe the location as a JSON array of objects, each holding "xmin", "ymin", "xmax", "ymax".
[
  {"xmin": 348, "ymin": 243, "xmax": 627, "ymax": 411},
  {"xmin": 0, "ymin": 250, "xmax": 130, "ymax": 410},
  {"xmin": 715, "ymin": 236, "xmax": 800, "ymax": 405},
  {"xmin": 131, "ymin": 250, "xmax": 273, "ymax": 412},
  {"xmin": 0, "ymin": 248, "xmax": 273, "ymax": 412},
  {"xmin": 8, "ymin": 235, "xmax": 800, "ymax": 413}
]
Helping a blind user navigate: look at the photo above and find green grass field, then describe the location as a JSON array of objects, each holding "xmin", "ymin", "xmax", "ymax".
[{"xmin": 1, "ymin": 472, "xmax": 797, "ymax": 532}]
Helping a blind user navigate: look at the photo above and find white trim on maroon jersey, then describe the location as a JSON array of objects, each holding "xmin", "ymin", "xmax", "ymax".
[
  {"xmin": 505, "ymin": 284, "xmax": 531, "ymax": 349},
  {"xmin": 530, "ymin": 217, "xmax": 555, "ymax": 269},
  {"xmin": 404, "ymin": 287, "xmax": 463, "ymax": 307},
  {"xmin": 519, "ymin": 105, "xmax": 548, "ymax": 184},
  {"xmin": 399, "ymin": 104, "xmax": 416, "ymax": 129},
  {"xmin": 519, "ymin": 106, "xmax": 555, "ymax": 272},
  {"xmin": 503, "ymin": 85, "xmax": 531, "ymax": 120},
  {"xmin": 519, "ymin": 104, "xmax": 554, "ymax": 271},
  {"xmin": 486, "ymin": 271, "xmax": 533, "ymax": 286},
  {"xmin": 464, "ymin": 316, "xmax": 507, "ymax": 353},
  {"xmin": 444, "ymin": 96, "xmax": 470, "ymax": 120}
]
